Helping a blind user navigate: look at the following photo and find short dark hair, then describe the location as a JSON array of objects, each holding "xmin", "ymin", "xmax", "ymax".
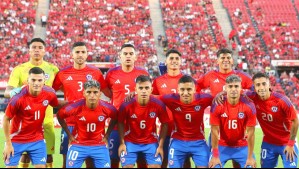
[
  {"xmin": 166, "ymin": 49, "xmax": 182, "ymax": 58},
  {"xmin": 121, "ymin": 43, "xmax": 135, "ymax": 51},
  {"xmin": 217, "ymin": 48, "xmax": 233, "ymax": 58},
  {"xmin": 226, "ymin": 75, "xmax": 242, "ymax": 84},
  {"xmin": 136, "ymin": 75, "xmax": 152, "ymax": 84},
  {"xmin": 29, "ymin": 38, "xmax": 46, "ymax": 47},
  {"xmin": 252, "ymin": 72, "xmax": 269, "ymax": 82},
  {"xmin": 84, "ymin": 80, "xmax": 101, "ymax": 90},
  {"xmin": 29, "ymin": 67, "xmax": 45, "ymax": 75},
  {"xmin": 178, "ymin": 75, "xmax": 195, "ymax": 84},
  {"xmin": 72, "ymin": 42, "xmax": 86, "ymax": 50}
]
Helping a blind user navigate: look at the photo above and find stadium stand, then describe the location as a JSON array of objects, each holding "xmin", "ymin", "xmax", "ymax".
[{"xmin": 0, "ymin": 0, "xmax": 37, "ymax": 80}]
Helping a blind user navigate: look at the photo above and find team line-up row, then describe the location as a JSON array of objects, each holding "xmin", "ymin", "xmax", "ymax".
[{"xmin": 2, "ymin": 38, "xmax": 298, "ymax": 168}]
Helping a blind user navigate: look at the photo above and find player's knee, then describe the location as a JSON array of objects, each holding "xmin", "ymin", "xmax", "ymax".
[{"xmin": 46, "ymin": 155, "xmax": 53, "ymax": 163}]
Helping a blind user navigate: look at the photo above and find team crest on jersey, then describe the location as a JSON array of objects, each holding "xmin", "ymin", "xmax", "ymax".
[
  {"xmin": 238, "ymin": 112, "xmax": 245, "ymax": 119},
  {"xmin": 43, "ymin": 100, "xmax": 49, "ymax": 106},
  {"xmin": 98, "ymin": 116, "xmax": 105, "ymax": 122},
  {"xmin": 44, "ymin": 73, "xmax": 49, "ymax": 80},
  {"xmin": 272, "ymin": 106, "xmax": 278, "ymax": 113},
  {"xmin": 68, "ymin": 161, "xmax": 74, "ymax": 167},
  {"xmin": 149, "ymin": 112, "xmax": 156, "ymax": 118},
  {"xmin": 194, "ymin": 106, "xmax": 201, "ymax": 111},
  {"xmin": 86, "ymin": 74, "xmax": 93, "ymax": 81}
]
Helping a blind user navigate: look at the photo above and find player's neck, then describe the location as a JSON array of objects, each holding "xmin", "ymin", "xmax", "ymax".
[
  {"xmin": 259, "ymin": 92, "xmax": 271, "ymax": 101},
  {"xmin": 121, "ymin": 65, "xmax": 134, "ymax": 72},
  {"xmin": 227, "ymin": 97, "xmax": 240, "ymax": 106},
  {"xmin": 86, "ymin": 103, "xmax": 97, "ymax": 109},
  {"xmin": 30, "ymin": 59, "xmax": 43, "ymax": 66},
  {"xmin": 137, "ymin": 98, "xmax": 150, "ymax": 106},
  {"xmin": 167, "ymin": 69, "xmax": 180, "ymax": 76},
  {"xmin": 74, "ymin": 63, "xmax": 86, "ymax": 70},
  {"xmin": 219, "ymin": 68, "xmax": 232, "ymax": 74},
  {"xmin": 29, "ymin": 89, "xmax": 41, "ymax": 97}
]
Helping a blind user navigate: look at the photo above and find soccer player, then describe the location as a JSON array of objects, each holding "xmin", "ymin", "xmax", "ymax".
[
  {"xmin": 57, "ymin": 80, "xmax": 118, "ymax": 168},
  {"xmin": 4, "ymin": 38, "xmax": 59, "ymax": 168},
  {"xmin": 105, "ymin": 43, "xmax": 149, "ymax": 168},
  {"xmin": 246, "ymin": 72, "xmax": 298, "ymax": 168},
  {"xmin": 196, "ymin": 48, "xmax": 253, "ymax": 97},
  {"xmin": 197, "ymin": 48, "xmax": 253, "ymax": 168},
  {"xmin": 209, "ymin": 75, "xmax": 256, "ymax": 168},
  {"xmin": 52, "ymin": 41, "xmax": 110, "ymax": 168},
  {"xmin": 160, "ymin": 75, "xmax": 213, "ymax": 168},
  {"xmin": 118, "ymin": 75, "xmax": 169, "ymax": 168},
  {"xmin": 3, "ymin": 67, "xmax": 65, "ymax": 168},
  {"xmin": 152, "ymin": 49, "xmax": 190, "ymax": 168}
]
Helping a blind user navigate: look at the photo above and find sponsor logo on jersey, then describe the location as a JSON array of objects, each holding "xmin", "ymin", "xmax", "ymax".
[
  {"xmin": 66, "ymin": 76, "xmax": 73, "ymax": 81},
  {"xmin": 115, "ymin": 79, "xmax": 121, "ymax": 84},
  {"xmin": 238, "ymin": 112, "xmax": 245, "ymax": 119},
  {"xmin": 272, "ymin": 106, "xmax": 278, "ymax": 113},
  {"xmin": 40, "ymin": 157, "xmax": 46, "ymax": 162},
  {"xmin": 161, "ymin": 83, "xmax": 167, "ymax": 88},
  {"xmin": 86, "ymin": 74, "xmax": 93, "ymax": 81},
  {"xmin": 195, "ymin": 106, "xmax": 201, "ymax": 111},
  {"xmin": 149, "ymin": 112, "xmax": 156, "ymax": 118},
  {"xmin": 98, "ymin": 116, "xmax": 105, "ymax": 122},
  {"xmin": 175, "ymin": 107, "xmax": 182, "ymax": 112},
  {"xmin": 104, "ymin": 163, "xmax": 111, "ymax": 168},
  {"xmin": 214, "ymin": 79, "xmax": 220, "ymax": 83},
  {"xmin": 24, "ymin": 105, "xmax": 31, "ymax": 110},
  {"xmin": 79, "ymin": 116, "xmax": 86, "ymax": 121},
  {"xmin": 131, "ymin": 114, "xmax": 137, "ymax": 118},
  {"xmin": 43, "ymin": 100, "xmax": 49, "ymax": 106},
  {"xmin": 221, "ymin": 113, "xmax": 228, "ymax": 118}
]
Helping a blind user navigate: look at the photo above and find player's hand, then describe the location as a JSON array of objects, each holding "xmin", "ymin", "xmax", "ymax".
[
  {"xmin": 124, "ymin": 92, "xmax": 135, "ymax": 102},
  {"xmin": 118, "ymin": 143, "xmax": 127, "ymax": 157},
  {"xmin": 102, "ymin": 136, "xmax": 109, "ymax": 148},
  {"xmin": 241, "ymin": 93, "xmax": 253, "ymax": 102},
  {"xmin": 213, "ymin": 91, "xmax": 226, "ymax": 105},
  {"xmin": 245, "ymin": 156, "xmax": 256, "ymax": 168},
  {"xmin": 155, "ymin": 145, "xmax": 164, "ymax": 161},
  {"xmin": 9, "ymin": 87, "xmax": 22, "ymax": 98},
  {"xmin": 284, "ymin": 145, "xmax": 298, "ymax": 162},
  {"xmin": 3, "ymin": 142, "xmax": 14, "ymax": 164},
  {"xmin": 68, "ymin": 135, "xmax": 78, "ymax": 147},
  {"xmin": 208, "ymin": 157, "xmax": 222, "ymax": 168}
]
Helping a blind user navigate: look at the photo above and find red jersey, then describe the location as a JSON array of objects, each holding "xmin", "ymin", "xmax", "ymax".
[
  {"xmin": 161, "ymin": 93, "xmax": 213, "ymax": 141},
  {"xmin": 197, "ymin": 70, "xmax": 253, "ymax": 97},
  {"xmin": 152, "ymin": 73, "xmax": 184, "ymax": 136},
  {"xmin": 118, "ymin": 96, "xmax": 169, "ymax": 144},
  {"xmin": 52, "ymin": 65, "xmax": 107, "ymax": 126},
  {"xmin": 105, "ymin": 66, "xmax": 149, "ymax": 109},
  {"xmin": 58, "ymin": 99, "xmax": 118, "ymax": 146},
  {"xmin": 210, "ymin": 98, "xmax": 256, "ymax": 147},
  {"xmin": 246, "ymin": 91, "xmax": 297, "ymax": 145},
  {"xmin": 52, "ymin": 65, "xmax": 107, "ymax": 102},
  {"xmin": 5, "ymin": 86, "xmax": 59, "ymax": 143}
]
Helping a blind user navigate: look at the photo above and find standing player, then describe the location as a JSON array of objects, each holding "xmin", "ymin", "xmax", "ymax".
[
  {"xmin": 160, "ymin": 75, "xmax": 213, "ymax": 168},
  {"xmin": 52, "ymin": 42, "xmax": 110, "ymax": 168},
  {"xmin": 197, "ymin": 48, "xmax": 253, "ymax": 168},
  {"xmin": 4, "ymin": 38, "xmax": 59, "ymax": 168},
  {"xmin": 118, "ymin": 75, "xmax": 169, "ymax": 168},
  {"xmin": 105, "ymin": 44, "xmax": 149, "ymax": 168},
  {"xmin": 209, "ymin": 75, "xmax": 256, "ymax": 168},
  {"xmin": 3, "ymin": 67, "xmax": 65, "ymax": 168},
  {"xmin": 57, "ymin": 80, "xmax": 118, "ymax": 168},
  {"xmin": 245, "ymin": 72, "xmax": 298, "ymax": 168}
]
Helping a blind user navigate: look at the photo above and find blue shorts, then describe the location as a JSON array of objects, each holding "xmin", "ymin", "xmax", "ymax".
[
  {"xmin": 120, "ymin": 142, "xmax": 162, "ymax": 167},
  {"xmin": 260, "ymin": 142, "xmax": 298, "ymax": 168},
  {"xmin": 5, "ymin": 140, "xmax": 47, "ymax": 167},
  {"xmin": 168, "ymin": 139, "xmax": 209, "ymax": 168},
  {"xmin": 60, "ymin": 126, "xmax": 74, "ymax": 154},
  {"xmin": 66, "ymin": 144, "xmax": 110, "ymax": 168},
  {"xmin": 210, "ymin": 145, "xmax": 255, "ymax": 168},
  {"xmin": 108, "ymin": 130, "xmax": 120, "ymax": 160}
]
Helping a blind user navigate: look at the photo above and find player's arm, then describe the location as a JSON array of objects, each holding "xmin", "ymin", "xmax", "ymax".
[
  {"xmin": 103, "ymin": 107, "xmax": 118, "ymax": 147},
  {"xmin": 156, "ymin": 122, "xmax": 168, "ymax": 160},
  {"xmin": 209, "ymin": 125, "xmax": 222, "ymax": 168},
  {"xmin": 2, "ymin": 115, "xmax": 14, "ymax": 163},
  {"xmin": 245, "ymin": 126, "xmax": 256, "ymax": 168},
  {"xmin": 57, "ymin": 110, "xmax": 77, "ymax": 143},
  {"xmin": 4, "ymin": 86, "xmax": 22, "ymax": 98},
  {"xmin": 118, "ymin": 104, "xmax": 127, "ymax": 157},
  {"xmin": 101, "ymin": 87, "xmax": 112, "ymax": 99},
  {"xmin": 284, "ymin": 109, "xmax": 299, "ymax": 162}
]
